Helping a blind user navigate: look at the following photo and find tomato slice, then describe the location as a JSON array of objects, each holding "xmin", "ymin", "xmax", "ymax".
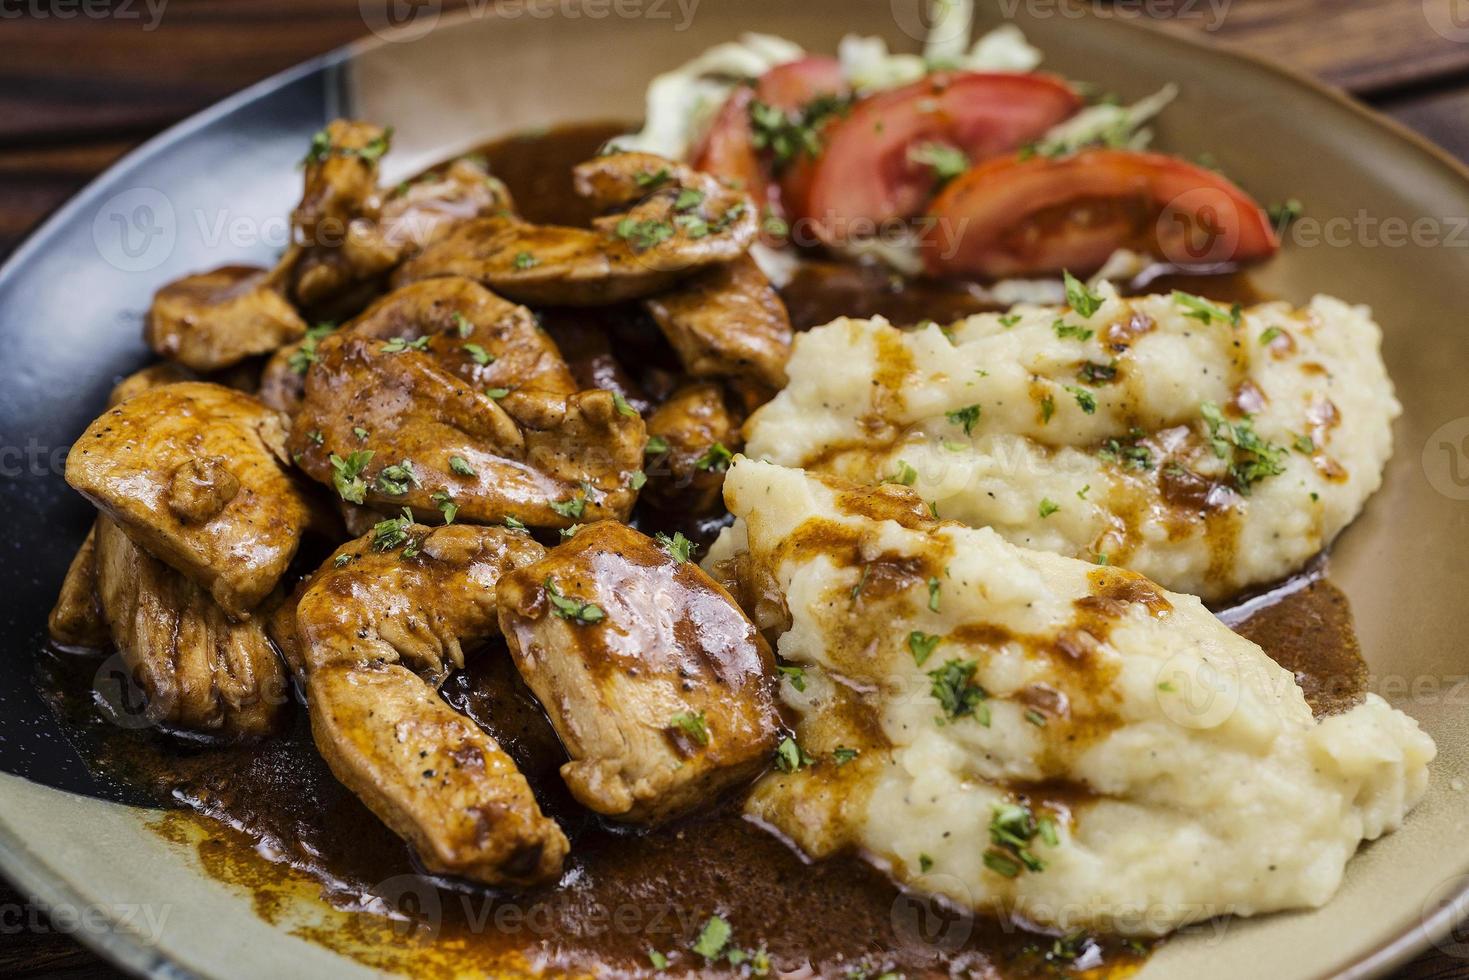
[
  {"xmin": 919, "ymin": 149, "xmax": 1280, "ymax": 279},
  {"xmin": 690, "ymin": 55, "xmax": 850, "ymax": 229},
  {"xmin": 791, "ymin": 72, "xmax": 1081, "ymax": 244}
]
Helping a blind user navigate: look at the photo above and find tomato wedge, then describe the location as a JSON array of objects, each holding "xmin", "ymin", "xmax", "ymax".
[
  {"xmin": 690, "ymin": 55, "xmax": 849, "ymax": 227},
  {"xmin": 790, "ymin": 72, "xmax": 1081, "ymax": 244},
  {"xmin": 919, "ymin": 149, "xmax": 1280, "ymax": 279}
]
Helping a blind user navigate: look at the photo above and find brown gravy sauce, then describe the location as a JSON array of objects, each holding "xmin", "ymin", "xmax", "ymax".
[{"xmin": 36, "ymin": 123, "xmax": 1365, "ymax": 978}]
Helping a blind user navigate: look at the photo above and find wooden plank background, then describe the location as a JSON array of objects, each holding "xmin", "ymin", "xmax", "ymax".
[{"xmin": 2, "ymin": 1, "xmax": 1468, "ymax": 977}]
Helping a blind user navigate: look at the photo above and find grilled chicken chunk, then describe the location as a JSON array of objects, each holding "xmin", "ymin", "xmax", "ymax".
[
  {"xmin": 289, "ymin": 280, "xmax": 644, "ymax": 528},
  {"xmin": 643, "ymin": 254, "xmax": 792, "ymax": 389},
  {"xmin": 497, "ymin": 521, "xmax": 779, "ymax": 824},
  {"xmin": 378, "ymin": 157, "xmax": 515, "ymax": 257},
  {"xmin": 395, "ymin": 153, "xmax": 757, "ymax": 307},
  {"xmin": 66, "ymin": 382, "xmax": 315, "ymax": 619},
  {"xmin": 108, "ymin": 362, "xmax": 198, "ymax": 407},
  {"xmin": 145, "ymin": 265, "xmax": 307, "ymax": 372},
  {"xmin": 642, "ymin": 382, "xmax": 740, "ymax": 514},
  {"xmin": 48, "ymin": 525, "xmax": 109, "ymax": 648},
  {"xmin": 94, "ymin": 517, "xmax": 288, "ymax": 737},
  {"xmin": 294, "ymin": 522, "xmax": 566, "ymax": 886}
]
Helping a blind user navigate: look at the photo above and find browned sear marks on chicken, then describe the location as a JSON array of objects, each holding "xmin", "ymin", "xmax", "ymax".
[
  {"xmin": 292, "ymin": 522, "xmax": 566, "ymax": 886},
  {"xmin": 146, "ymin": 265, "xmax": 307, "ymax": 372},
  {"xmin": 498, "ymin": 521, "xmax": 779, "ymax": 824},
  {"xmin": 644, "ymin": 254, "xmax": 792, "ymax": 389},
  {"xmin": 643, "ymin": 382, "xmax": 741, "ymax": 514},
  {"xmin": 94, "ymin": 518, "xmax": 289, "ymax": 738},
  {"xmin": 66, "ymin": 382, "xmax": 315, "ymax": 619}
]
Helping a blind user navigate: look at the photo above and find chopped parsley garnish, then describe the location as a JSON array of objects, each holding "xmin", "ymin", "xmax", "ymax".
[
  {"xmin": 761, "ymin": 207, "xmax": 789, "ymax": 237},
  {"xmin": 888, "ymin": 460, "xmax": 919, "ymax": 486},
  {"xmin": 648, "ymin": 949, "xmax": 669, "ymax": 971},
  {"xmin": 691, "ymin": 915, "xmax": 732, "ymax": 960},
  {"xmin": 695, "ymin": 442, "xmax": 734, "ymax": 472},
  {"xmin": 919, "ymin": 854, "xmax": 934, "ymax": 872},
  {"xmin": 777, "ymin": 664, "xmax": 807, "ymax": 692},
  {"xmin": 512, "ymin": 251, "xmax": 538, "ymax": 270},
  {"xmin": 1077, "ymin": 484, "xmax": 1090, "ymax": 499},
  {"xmin": 1267, "ymin": 198, "xmax": 1304, "ymax": 227},
  {"xmin": 673, "ymin": 187, "xmax": 705, "ymax": 211},
  {"xmin": 985, "ymin": 802, "xmax": 1051, "ymax": 877},
  {"xmin": 452, "ymin": 311, "xmax": 473, "ymax": 338},
  {"xmin": 380, "ymin": 335, "xmax": 430, "ymax": 354},
  {"xmin": 375, "ymin": 459, "xmax": 419, "ymax": 496},
  {"xmin": 1063, "ymin": 270, "xmax": 1104, "ymax": 318},
  {"xmin": 1053, "ymin": 319, "xmax": 1094, "ymax": 342},
  {"xmin": 998, "ymin": 314, "xmax": 1021, "ymax": 328},
  {"xmin": 908, "ymin": 631, "xmax": 941, "ymax": 665},
  {"xmin": 1172, "ymin": 290, "xmax": 1240, "ymax": 327},
  {"xmin": 550, "ymin": 493, "xmax": 586, "ymax": 519},
  {"xmin": 946, "ymin": 404, "xmax": 982, "ymax": 436},
  {"xmin": 655, "ymin": 531, "xmax": 698, "ymax": 564},
  {"xmin": 669, "ymin": 710, "xmax": 710, "ymax": 747},
  {"xmin": 353, "ymin": 426, "xmax": 370, "ymax": 441},
  {"xmin": 748, "ymin": 93, "xmax": 851, "ymax": 170},
  {"xmin": 287, "ymin": 322, "xmax": 335, "ymax": 374},
  {"xmin": 645, "ymin": 435, "xmax": 670, "ymax": 455},
  {"xmin": 503, "ymin": 515, "xmax": 528, "ymax": 532},
  {"xmin": 614, "ymin": 217, "xmax": 674, "ymax": 251},
  {"xmin": 612, "ymin": 391, "xmax": 637, "ymax": 417},
  {"xmin": 1025, "ymin": 709, "xmax": 1048, "ymax": 727},
  {"xmin": 1098, "ymin": 429, "xmax": 1154, "ymax": 470},
  {"xmin": 929, "ymin": 659, "xmax": 988, "ymax": 724},
  {"xmin": 485, "ymin": 387, "xmax": 510, "ymax": 400},
  {"xmin": 1259, "ymin": 326, "xmax": 1284, "ymax": 346},
  {"xmin": 1064, "ymin": 385, "xmax": 1097, "ymax": 414},
  {"xmin": 634, "ymin": 167, "xmax": 671, "ymax": 188},
  {"xmin": 1039, "ymin": 498, "xmax": 1060, "ymax": 518},
  {"xmin": 370, "ymin": 508, "xmax": 415, "ymax": 553},
  {"xmin": 1040, "ymin": 394, "xmax": 1055, "ymax": 424},
  {"xmin": 1293, "ymin": 433, "xmax": 1316, "ymax": 454},
  {"xmin": 448, "ymin": 455, "xmax": 476, "ymax": 477},
  {"xmin": 333, "ymin": 552, "xmax": 355, "ymax": 568},
  {"xmin": 775, "ymin": 736, "xmax": 814, "ymax": 773},
  {"xmin": 629, "ymin": 470, "xmax": 647, "ymax": 490},
  {"xmin": 1200, "ymin": 401, "xmax": 1287, "ymax": 494},
  {"xmin": 544, "ymin": 578, "xmax": 605, "ymax": 625},
  {"xmin": 431, "ymin": 489, "xmax": 457, "ymax": 525},
  {"xmin": 559, "ymin": 524, "xmax": 582, "ymax": 540},
  {"xmin": 833, "ymin": 746, "xmax": 859, "ymax": 766},
  {"xmin": 849, "ymin": 563, "xmax": 871, "ymax": 603},
  {"xmin": 329, "ymin": 450, "xmax": 374, "ymax": 504},
  {"xmin": 301, "ymin": 127, "xmax": 392, "ymax": 167},
  {"xmin": 927, "ymin": 576, "xmax": 942, "ymax": 612},
  {"xmin": 1078, "ymin": 360, "xmax": 1118, "ymax": 384},
  {"xmin": 909, "ymin": 141, "xmax": 970, "ymax": 183},
  {"xmin": 462, "ymin": 343, "xmax": 494, "ymax": 366}
]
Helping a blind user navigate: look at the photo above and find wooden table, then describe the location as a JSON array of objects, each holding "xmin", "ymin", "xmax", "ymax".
[{"xmin": 1, "ymin": 1, "xmax": 1466, "ymax": 976}]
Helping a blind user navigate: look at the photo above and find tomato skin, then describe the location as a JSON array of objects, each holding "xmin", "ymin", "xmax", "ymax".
[
  {"xmin": 793, "ymin": 72, "xmax": 1081, "ymax": 244},
  {"xmin": 920, "ymin": 149, "xmax": 1280, "ymax": 279},
  {"xmin": 690, "ymin": 55, "xmax": 850, "ymax": 234}
]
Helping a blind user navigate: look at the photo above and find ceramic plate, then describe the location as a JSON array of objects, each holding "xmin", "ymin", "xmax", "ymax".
[{"xmin": 2, "ymin": 2, "xmax": 1467, "ymax": 977}]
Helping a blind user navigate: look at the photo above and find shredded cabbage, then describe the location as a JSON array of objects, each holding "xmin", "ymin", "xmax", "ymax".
[{"xmin": 1027, "ymin": 84, "xmax": 1178, "ymax": 157}]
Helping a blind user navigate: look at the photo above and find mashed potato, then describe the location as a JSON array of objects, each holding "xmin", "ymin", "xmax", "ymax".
[
  {"xmin": 743, "ymin": 285, "xmax": 1399, "ymax": 600},
  {"xmin": 708, "ymin": 459, "xmax": 1433, "ymax": 935}
]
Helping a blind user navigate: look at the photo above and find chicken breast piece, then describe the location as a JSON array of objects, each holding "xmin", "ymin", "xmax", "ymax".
[
  {"xmin": 107, "ymin": 362, "xmax": 198, "ymax": 408},
  {"xmin": 145, "ymin": 265, "xmax": 307, "ymax": 372},
  {"xmin": 294, "ymin": 522, "xmax": 565, "ymax": 886},
  {"xmin": 378, "ymin": 157, "xmax": 515, "ymax": 259},
  {"xmin": 66, "ymin": 382, "xmax": 315, "ymax": 619},
  {"xmin": 289, "ymin": 283, "xmax": 643, "ymax": 529},
  {"xmin": 94, "ymin": 517, "xmax": 288, "ymax": 738},
  {"xmin": 642, "ymin": 382, "xmax": 740, "ymax": 514},
  {"xmin": 709, "ymin": 459, "xmax": 1434, "ymax": 935},
  {"xmin": 395, "ymin": 153, "xmax": 757, "ymax": 307},
  {"xmin": 745, "ymin": 286, "xmax": 1400, "ymax": 600},
  {"xmin": 497, "ymin": 521, "xmax": 779, "ymax": 824},
  {"xmin": 310, "ymin": 662, "xmax": 567, "ymax": 887},
  {"xmin": 47, "ymin": 524, "xmax": 109, "ymax": 649},
  {"xmin": 643, "ymin": 254, "xmax": 792, "ymax": 389}
]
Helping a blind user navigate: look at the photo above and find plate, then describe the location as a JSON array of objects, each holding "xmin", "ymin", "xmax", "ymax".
[{"xmin": 1, "ymin": 2, "xmax": 1466, "ymax": 976}]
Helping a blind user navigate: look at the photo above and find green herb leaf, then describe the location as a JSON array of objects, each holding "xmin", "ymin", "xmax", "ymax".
[
  {"xmin": 908, "ymin": 631, "xmax": 941, "ymax": 665},
  {"xmin": 375, "ymin": 459, "xmax": 419, "ymax": 496},
  {"xmin": 691, "ymin": 916, "xmax": 731, "ymax": 960},
  {"xmin": 449, "ymin": 455, "xmax": 476, "ymax": 477},
  {"xmin": 775, "ymin": 736, "xmax": 814, "ymax": 773},
  {"xmin": 670, "ymin": 710, "xmax": 710, "ymax": 746},
  {"xmin": 462, "ymin": 343, "xmax": 494, "ymax": 366},
  {"xmin": 1038, "ymin": 498, "xmax": 1060, "ymax": 518},
  {"xmin": 1063, "ymin": 270, "xmax": 1104, "ymax": 318},
  {"xmin": 927, "ymin": 576, "xmax": 942, "ymax": 612},
  {"xmin": 695, "ymin": 442, "xmax": 734, "ymax": 472},
  {"xmin": 544, "ymin": 578, "xmax": 606, "ymax": 625},
  {"xmin": 777, "ymin": 664, "xmax": 807, "ymax": 692},
  {"xmin": 928, "ymin": 659, "xmax": 987, "ymax": 723},
  {"xmin": 945, "ymin": 404, "xmax": 982, "ymax": 436},
  {"xmin": 655, "ymin": 531, "xmax": 698, "ymax": 564},
  {"xmin": 329, "ymin": 450, "xmax": 375, "ymax": 504}
]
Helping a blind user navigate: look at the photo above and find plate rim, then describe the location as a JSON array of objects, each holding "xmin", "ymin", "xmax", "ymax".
[{"xmin": 2, "ymin": 6, "xmax": 1467, "ymax": 978}]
